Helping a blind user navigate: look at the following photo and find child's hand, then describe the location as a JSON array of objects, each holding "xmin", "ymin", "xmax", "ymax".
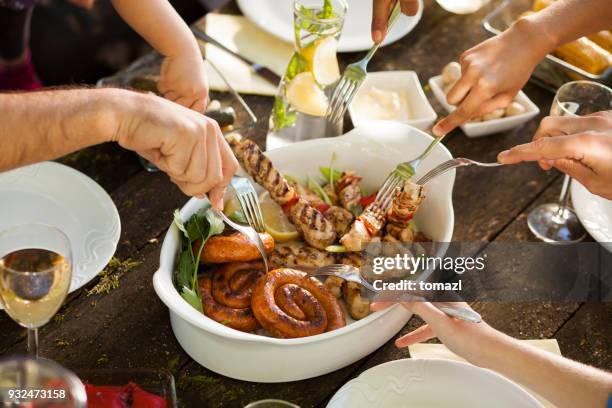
[{"xmin": 158, "ymin": 51, "xmax": 209, "ymax": 114}]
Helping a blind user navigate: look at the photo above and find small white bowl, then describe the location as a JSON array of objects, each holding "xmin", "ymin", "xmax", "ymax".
[
  {"xmin": 154, "ymin": 122, "xmax": 455, "ymax": 383},
  {"xmin": 429, "ymin": 75, "xmax": 540, "ymax": 138},
  {"xmin": 348, "ymin": 71, "xmax": 437, "ymax": 131}
]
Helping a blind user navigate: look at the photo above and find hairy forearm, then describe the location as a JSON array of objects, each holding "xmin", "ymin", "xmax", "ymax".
[
  {"xmin": 0, "ymin": 88, "xmax": 125, "ymax": 172},
  {"xmin": 479, "ymin": 333, "xmax": 612, "ymax": 408},
  {"xmin": 110, "ymin": 0, "xmax": 199, "ymax": 58},
  {"xmin": 525, "ymin": 0, "xmax": 612, "ymax": 48}
]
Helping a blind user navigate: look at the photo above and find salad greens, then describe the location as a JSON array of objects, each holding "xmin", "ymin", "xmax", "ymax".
[
  {"xmin": 308, "ymin": 177, "xmax": 332, "ymax": 205},
  {"xmin": 173, "ymin": 206, "xmax": 224, "ymax": 312}
]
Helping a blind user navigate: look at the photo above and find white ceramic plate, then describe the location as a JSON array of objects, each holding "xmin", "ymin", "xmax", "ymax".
[
  {"xmin": 0, "ymin": 162, "xmax": 121, "ymax": 293},
  {"xmin": 349, "ymin": 71, "xmax": 437, "ymax": 131},
  {"xmin": 236, "ymin": 0, "xmax": 423, "ymax": 52},
  {"xmin": 429, "ymin": 75, "xmax": 540, "ymax": 138},
  {"xmin": 571, "ymin": 181, "xmax": 612, "ymax": 252},
  {"xmin": 154, "ymin": 121, "xmax": 455, "ymax": 382},
  {"xmin": 327, "ymin": 358, "xmax": 544, "ymax": 407}
]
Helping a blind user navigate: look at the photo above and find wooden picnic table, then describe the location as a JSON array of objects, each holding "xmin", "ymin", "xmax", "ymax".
[{"xmin": 1, "ymin": 1, "xmax": 610, "ymax": 406}]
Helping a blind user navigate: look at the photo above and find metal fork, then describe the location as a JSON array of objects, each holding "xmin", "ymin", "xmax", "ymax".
[
  {"xmin": 375, "ymin": 134, "xmax": 447, "ymax": 212},
  {"xmin": 230, "ymin": 177, "xmax": 266, "ymax": 233},
  {"xmin": 216, "ymin": 210, "xmax": 269, "ymax": 272},
  {"xmin": 306, "ymin": 264, "xmax": 482, "ymax": 323},
  {"xmin": 416, "ymin": 158, "xmax": 503, "ymax": 185},
  {"xmin": 326, "ymin": 1, "xmax": 402, "ymax": 124}
]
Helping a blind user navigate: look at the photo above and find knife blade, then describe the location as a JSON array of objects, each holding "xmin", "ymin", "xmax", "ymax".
[{"xmin": 191, "ymin": 25, "xmax": 281, "ymax": 86}]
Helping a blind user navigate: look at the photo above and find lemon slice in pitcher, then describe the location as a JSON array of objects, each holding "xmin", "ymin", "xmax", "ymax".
[
  {"xmin": 286, "ymin": 72, "xmax": 329, "ymax": 117},
  {"xmin": 259, "ymin": 192, "xmax": 300, "ymax": 243},
  {"xmin": 311, "ymin": 37, "xmax": 340, "ymax": 86}
]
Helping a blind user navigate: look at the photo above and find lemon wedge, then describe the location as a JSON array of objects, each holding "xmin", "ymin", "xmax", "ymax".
[
  {"xmin": 223, "ymin": 196, "xmax": 246, "ymax": 223},
  {"xmin": 259, "ymin": 192, "xmax": 300, "ymax": 243},
  {"xmin": 286, "ymin": 72, "xmax": 328, "ymax": 117},
  {"xmin": 311, "ymin": 37, "xmax": 340, "ymax": 86}
]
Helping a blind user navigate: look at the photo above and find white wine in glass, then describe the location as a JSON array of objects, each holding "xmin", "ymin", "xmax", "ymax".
[{"xmin": 0, "ymin": 225, "xmax": 73, "ymax": 358}]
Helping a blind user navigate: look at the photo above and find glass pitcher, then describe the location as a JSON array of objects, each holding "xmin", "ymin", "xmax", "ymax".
[{"xmin": 267, "ymin": 0, "xmax": 348, "ymax": 150}]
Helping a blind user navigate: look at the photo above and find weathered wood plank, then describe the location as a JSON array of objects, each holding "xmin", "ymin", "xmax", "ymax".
[{"xmin": 554, "ymin": 302, "xmax": 612, "ymax": 370}]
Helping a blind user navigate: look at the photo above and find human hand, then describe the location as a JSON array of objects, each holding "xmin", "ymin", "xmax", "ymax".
[
  {"xmin": 371, "ymin": 301, "xmax": 500, "ymax": 365},
  {"xmin": 498, "ymin": 111, "xmax": 612, "ymax": 199},
  {"xmin": 432, "ymin": 17, "xmax": 553, "ymax": 136},
  {"xmin": 371, "ymin": 0, "xmax": 419, "ymax": 43},
  {"xmin": 158, "ymin": 49, "xmax": 209, "ymax": 114},
  {"xmin": 114, "ymin": 92, "xmax": 237, "ymax": 209}
]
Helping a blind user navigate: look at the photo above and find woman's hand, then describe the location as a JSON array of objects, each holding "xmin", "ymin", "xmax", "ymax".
[
  {"xmin": 498, "ymin": 111, "xmax": 612, "ymax": 199},
  {"xmin": 114, "ymin": 92, "xmax": 237, "ymax": 209},
  {"xmin": 371, "ymin": 301, "xmax": 500, "ymax": 366},
  {"xmin": 158, "ymin": 49, "xmax": 209, "ymax": 114},
  {"xmin": 432, "ymin": 17, "xmax": 553, "ymax": 137},
  {"xmin": 371, "ymin": 0, "xmax": 419, "ymax": 43}
]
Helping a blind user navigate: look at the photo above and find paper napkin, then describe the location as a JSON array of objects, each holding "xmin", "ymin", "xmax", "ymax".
[
  {"xmin": 409, "ymin": 340, "xmax": 561, "ymax": 408},
  {"xmin": 194, "ymin": 14, "xmax": 294, "ymax": 96}
]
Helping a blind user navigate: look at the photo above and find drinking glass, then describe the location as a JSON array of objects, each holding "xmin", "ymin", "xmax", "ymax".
[
  {"xmin": 0, "ymin": 356, "xmax": 86, "ymax": 407},
  {"xmin": 527, "ymin": 81, "xmax": 612, "ymax": 243},
  {"xmin": 0, "ymin": 224, "xmax": 73, "ymax": 358},
  {"xmin": 267, "ymin": 0, "xmax": 348, "ymax": 150}
]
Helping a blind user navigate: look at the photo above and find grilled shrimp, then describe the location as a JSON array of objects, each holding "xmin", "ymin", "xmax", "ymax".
[
  {"xmin": 227, "ymin": 134, "xmax": 336, "ymax": 249},
  {"xmin": 386, "ymin": 181, "xmax": 425, "ymax": 242},
  {"xmin": 340, "ymin": 202, "xmax": 386, "ymax": 252}
]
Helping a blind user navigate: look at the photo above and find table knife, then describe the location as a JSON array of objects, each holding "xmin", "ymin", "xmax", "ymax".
[{"xmin": 191, "ymin": 25, "xmax": 281, "ymax": 86}]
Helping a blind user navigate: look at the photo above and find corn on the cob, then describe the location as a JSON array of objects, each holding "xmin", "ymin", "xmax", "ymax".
[
  {"xmin": 588, "ymin": 31, "xmax": 612, "ymax": 53},
  {"xmin": 554, "ymin": 37, "xmax": 612, "ymax": 75}
]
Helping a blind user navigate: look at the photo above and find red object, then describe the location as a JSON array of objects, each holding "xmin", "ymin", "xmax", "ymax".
[
  {"xmin": 0, "ymin": 49, "xmax": 43, "ymax": 91},
  {"xmin": 281, "ymin": 191, "xmax": 300, "ymax": 213},
  {"xmin": 359, "ymin": 192, "xmax": 377, "ymax": 208},
  {"xmin": 85, "ymin": 382, "xmax": 166, "ymax": 408},
  {"xmin": 314, "ymin": 203, "xmax": 330, "ymax": 214},
  {"xmin": 128, "ymin": 383, "xmax": 167, "ymax": 408},
  {"xmin": 85, "ymin": 384, "xmax": 127, "ymax": 408}
]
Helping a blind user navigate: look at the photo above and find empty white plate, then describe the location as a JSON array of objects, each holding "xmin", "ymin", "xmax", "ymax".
[
  {"xmin": 571, "ymin": 181, "xmax": 612, "ymax": 252},
  {"xmin": 236, "ymin": 0, "xmax": 423, "ymax": 52},
  {"xmin": 0, "ymin": 162, "xmax": 121, "ymax": 294},
  {"xmin": 327, "ymin": 358, "xmax": 543, "ymax": 407}
]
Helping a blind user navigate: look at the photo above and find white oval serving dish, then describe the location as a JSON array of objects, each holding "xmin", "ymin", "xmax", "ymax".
[{"xmin": 153, "ymin": 121, "xmax": 455, "ymax": 382}]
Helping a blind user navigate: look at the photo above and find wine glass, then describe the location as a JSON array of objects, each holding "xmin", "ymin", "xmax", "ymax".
[
  {"xmin": 0, "ymin": 224, "xmax": 73, "ymax": 358},
  {"xmin": 527, "ymin": 81, "xmax": 612, "ymax": 243},
  {"xmin": 0, "ymin": 356, "xmax": 86, "ymax": 407}
]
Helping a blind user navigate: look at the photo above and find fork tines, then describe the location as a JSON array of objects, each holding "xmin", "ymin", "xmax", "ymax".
[
  {"xmin": 415, "ymin": 159, "xmax": 458, "ymax": 185},
  {"xmin": 237, "ymin": 190, "xmax": 266, "ymax": 233},
  {"xmin": 326, "ymin": 80, "xmax": 357, "ymax": 124},
  {"xmin": 375, "ymin": 173, "xmax": 403, "ymax": 212}
]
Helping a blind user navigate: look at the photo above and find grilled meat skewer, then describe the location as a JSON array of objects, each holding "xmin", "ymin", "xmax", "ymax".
[{"xmin": 227, "ymin": 134, "xmax": 336, "ymax": 249}]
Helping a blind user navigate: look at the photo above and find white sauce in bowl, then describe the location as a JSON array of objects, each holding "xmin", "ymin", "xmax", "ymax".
[{"xmin": 352, "ymin": 86, "xmax": 412, "ymax": 122}]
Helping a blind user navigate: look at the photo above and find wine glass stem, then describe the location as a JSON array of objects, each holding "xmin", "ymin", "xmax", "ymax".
[
  {"xmin": 555, "ymin": 175, "xmax": 572, "ymax": 220},
  {"xmin": 27, "ymin": 328, "xmax": 39, "ymax": 359}
]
